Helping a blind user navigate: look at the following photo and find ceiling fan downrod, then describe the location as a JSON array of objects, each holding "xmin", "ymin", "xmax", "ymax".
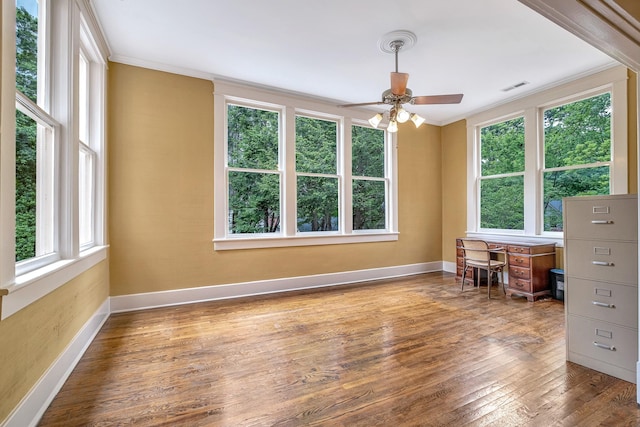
[{"xmin": 389, "ymin": 40, "xmax": 404, "ymax": 73}]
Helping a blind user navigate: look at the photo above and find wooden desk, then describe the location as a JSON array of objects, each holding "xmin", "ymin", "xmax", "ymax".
[{"xmin": 456, "ymin": 238, "xmax": 556, "ymax": 301}]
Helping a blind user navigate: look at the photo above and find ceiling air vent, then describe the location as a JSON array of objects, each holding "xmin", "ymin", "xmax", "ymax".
[{"xmin": 502, "ymin": 81, "xmax": 529, "ymax": 92}]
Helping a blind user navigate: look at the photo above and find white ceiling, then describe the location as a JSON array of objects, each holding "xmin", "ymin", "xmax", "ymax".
[{"xmin": 90, "ymin": 0, "xmax": 618, "ymax": 125}]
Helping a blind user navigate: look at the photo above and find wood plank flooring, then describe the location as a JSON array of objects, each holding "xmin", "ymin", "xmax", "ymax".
[{"xmin": 38, "ymin": 272, "xmax": 640, "ymax": 426}]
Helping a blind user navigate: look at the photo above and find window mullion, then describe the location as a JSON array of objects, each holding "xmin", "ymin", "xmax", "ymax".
[
  {"xmin": 283, "ymin": 106, "xmax": 296, "ymax": 237},
  {"xmin": 342, "ymin": 118, "xmax": 352, "ymax": 234},
  {"xmin": 523, "ymin": 107, "xmax": 538, "ymax": 235}
]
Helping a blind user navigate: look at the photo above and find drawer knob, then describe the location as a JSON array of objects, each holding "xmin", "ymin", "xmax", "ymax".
[
  {"xmin": 592, "ymin": 301, "xmax": 615, "ymax": 309},
  {"xmin": 593, "ymin": 341, "xmax": 616, "ymax": 351},
  {"xmin": 592, "ymin": 261, "xmax": 614, "ymax": 267},
  {"xmin": 591, "ymin": 220, "xmax": 614, "ymax": 224}
]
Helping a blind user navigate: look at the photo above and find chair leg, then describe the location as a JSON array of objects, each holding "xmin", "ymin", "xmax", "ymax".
[
  {"xmin": 461, "ymin": 266, "xmax": 467, "ymax": 291},
  {"xmin": 500, "ymin": 269, "xmax": 505, "ymax": 294},
  {"xmin": 487, "ymin": 269, "xmax": 491, "ymax": 299}
]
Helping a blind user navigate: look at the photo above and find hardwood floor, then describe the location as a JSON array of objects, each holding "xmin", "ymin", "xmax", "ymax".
[{"xmin": 38, "ymin": 272, "xmax": 640, "ymax": 426}]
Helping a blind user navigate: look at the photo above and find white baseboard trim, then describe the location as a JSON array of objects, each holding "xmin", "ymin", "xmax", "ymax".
[
  {"xmin": 111, "ymin": 262, "xmax": 443, "ymax": 313},
  {"xmin": 442, "ymin": 261, "xmax": 457, "ymax": 274},
  {"xmin": 1, "ymin": 298, "xmax": 110, "ymax": 427}
]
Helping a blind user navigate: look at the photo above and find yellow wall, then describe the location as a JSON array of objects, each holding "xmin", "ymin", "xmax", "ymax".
[
  {"xmin": 108, "ymin": 63, "xmax": 443, "ymax": 296},
  {"xmin": 441, "ymin": 120, "xmax": 467, "ymax": 265},
  {"xmin": 0, "ymin": 261, "xmax": 109, "ymax": 422}
]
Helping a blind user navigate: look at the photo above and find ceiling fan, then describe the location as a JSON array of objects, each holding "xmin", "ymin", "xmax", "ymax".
[{"xmin": 339, "ymin": 31, "xmax": 463, "ymax": 132}]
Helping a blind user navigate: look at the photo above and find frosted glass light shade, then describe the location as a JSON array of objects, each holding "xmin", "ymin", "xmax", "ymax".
[
  {"xmin": 396, "ymin": 107, "xmax": 410, "ymax": 123},
  {"xmin": 410, "ymin": 113, "xmax": 426, "ymax": 128},
  {"xmin": 387, "ymin": 119, "xmax": 398, "ymax": 133},
  {"xmin": 368, "ymin": 113, "xmax": 383, "ymax": 128}
]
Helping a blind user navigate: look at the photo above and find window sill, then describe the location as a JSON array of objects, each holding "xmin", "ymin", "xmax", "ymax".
[
  {"xmin": 0, "ymin": 245, "xmax": 108, "ymax": 320},
  {"xmin": 465, "ymin": 231, "xmax": 563, "ymax": 248},
  {"xmin": 214, "ymin": 232, "xmax": 399, "ymax": 251}
]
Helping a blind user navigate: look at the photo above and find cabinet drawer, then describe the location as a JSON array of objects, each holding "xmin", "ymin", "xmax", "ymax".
[
  {"xmin": 508, "ymin": 254, "xmax": 530, "ymax": 268},
  {"xmin": 509, "ymin": 245, "xmax": 531, "ymax": 254},
  {"xmin": 567, "ymin": 278, "xmax": 638, "ymax": 328},
  {"xmin": 567, "ymin": 315, "xmax": 638, "ymax": 371},
  {"xmin": 565, "ymin": 240, "xmax": 638, "ymax": 284},
  {"xmin": 564, "ymin": 196, "xmax": 638, "ymax": 241},
  {"xmin": 509, "ymin": 278, "xmax": 532, "ymax": 293},
  {"xmin": 509, "ymin": 265, "xmax": 530, "ymax": 280}
]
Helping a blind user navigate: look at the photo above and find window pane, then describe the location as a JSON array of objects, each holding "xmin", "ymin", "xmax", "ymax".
[
  {"xmin": 227, "ymin": 105, "xmax": 279, "ymax": 170},
  {"xmin": 16, "ymin": 109, "xmax": 54, "ymax": 261},
  {"xmin": 480, "ymin": 176, "xmax": 524, "ymax": 230},
  {"xmin": 79, "ymin": 52, "xmax": 89, "ymax": 143},
  {"xmin": 79, "ymin": 148, "xmax": 95, "ymax": 246},
  {"xmin": 228, "ymin": 171, "xmax": 280, "ymax": 234},
  {"xmin": 297, "ymin": 176, "xmax": 338, "ymax": 232},
  {"xmin": 480, "ymin": 117, "xmax": 524, "ymax": 176},
  {"xmin": 352, "ymin": 125, "xmax": 384, "ymax": 178},
  {"xmin": 543, "ymin": 167, "xmax": 609, "ymax": 231},
  {"xmin": 296, "ymin": 116, "xmax": 336, "ymax": 174},
  {"xmin": 16, "ymin": 0, "xmax": 39, "ymax": 102},
  {"xmin": 544, "ymin": 93, "xmax": 611, "ymax": 168},
  {"xmin": 353, "ymin": 180, "xmax": 385, "ymax": 230}
]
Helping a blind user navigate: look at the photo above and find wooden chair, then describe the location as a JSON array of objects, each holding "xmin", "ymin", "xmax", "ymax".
[{"xmin": 459, "ymin": 239, "xmax": 507, "ymax": 299}]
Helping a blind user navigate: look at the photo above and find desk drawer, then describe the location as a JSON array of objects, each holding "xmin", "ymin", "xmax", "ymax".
[
  {"xmin": 567, "ymin": 315, "xmax": 637, "ymax": 371},
  {"xmin": 509, "ymin": 254, "xmax": 530, "ymax": 268},
  {"xmin": 567, "ymin": 278, "xmax": 637, "ymax": 328},
  {"xmin": 509, "ymin": 278, "xmax": 532, "ymax": 293},
  {"xmin": 509, "ymin": 265, "xmax": 530, "ymax": 280},
  {"xmin": 565, "ymin": 240, "xmax": 638, "ymax": 284},
  {"xmin": 564, "ymin": 196, "xmax": 637, "ymax": 241}
]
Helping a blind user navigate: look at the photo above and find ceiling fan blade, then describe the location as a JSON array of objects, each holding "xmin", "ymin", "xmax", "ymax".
[
  {"xmin": 390, "ymin": 72, "xmax": 409, "ymax": 95},
  {"xmin": 412, "ymin": 94, "xmax": 464, "ymax": 105},
  {"xmin": 337, "ymin": 101, "xmax": 385, "ymax": 108}
]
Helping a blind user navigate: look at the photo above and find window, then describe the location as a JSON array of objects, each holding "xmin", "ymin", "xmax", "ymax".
[
  {"xmin": 227, "ymin": 104, "xmax": 281, "ymax": 234},
  {"xmin": 352, "ymin": 125, "xmax": 387, "ymax": 231},
  {"xmin": 542, "ymin": 92, "xmax": 611, "ymax": 231},
  {"xmin": 479, "ymin": 116, "xmax": 525, "ymax": 231},
  {"xmin": 15, "ymin": 0, "xmax": 59, "ymax": 271},
  {"xmin": 296, "ymin": 115, "xmax": 339, "ymax": 233},
  {"xmin": 467, "ymin": 66, "xmax": 627, "ymax": 241},
  {"xmin": 1, "ymin": 0, "xmax": 108, "ymax": 318},
  {"xmin": 213, "ymin": 82, "xmax": 398, "ymax": 250},
  {"xmin": 78, "ymin": 19, "xmax": 106, "ymax": 250}
]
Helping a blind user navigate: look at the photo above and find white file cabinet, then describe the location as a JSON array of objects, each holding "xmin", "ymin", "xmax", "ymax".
[{"xmin": 564, "ymin": 194, "xmax": 638, "ymax": 383}]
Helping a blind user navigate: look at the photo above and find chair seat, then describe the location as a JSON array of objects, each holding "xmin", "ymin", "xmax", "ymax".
[
  {"xmin": 459, "ymin": 239, "xmax": 507, "ymax": 299},
  {"xmin": 466, "ymin": 259, "xmax": 506, "ymax": 269}
]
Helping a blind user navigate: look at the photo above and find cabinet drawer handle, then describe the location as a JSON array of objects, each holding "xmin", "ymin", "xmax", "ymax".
[
  {"xmin": 591, "ymin": 220, "xmax": 614, "ymax": 224},
  {"xmin": 592, "ymin": 301, "xmax": 615, "ymax": 309},
  {"xmin": 593, "ymin": 341, "xmax": 616, "ymax": 351},
  {"xmin": 592, "ymin": 261, "xmax": 614, "ymax": 267}
]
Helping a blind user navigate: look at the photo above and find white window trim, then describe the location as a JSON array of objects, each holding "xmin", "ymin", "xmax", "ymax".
[
  {"xmin": 213, "ymin": 80, "xmax": 399, "ymax": 251},
  {"xmin": 466, "ymin": 65, "xmax": 628, "ymax": 246},
  {"xmin": 0, "ymin": 0, "xmax": 109, "ymax": 319}
]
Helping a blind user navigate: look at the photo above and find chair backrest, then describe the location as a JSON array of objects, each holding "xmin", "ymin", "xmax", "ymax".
[{"xmin": 461, "ymin": 239, "xmax": 490, "ymax": 263}]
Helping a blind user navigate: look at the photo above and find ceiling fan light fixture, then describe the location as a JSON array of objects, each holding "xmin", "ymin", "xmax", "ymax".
[
  {"xmin": 396, "ymin": 107, "xmax": 410, "ymax": 123},
  {"xmin": 368, "ymin": 113, "xmax": 383, "ymax": 128},
  {"xmin": 410, "ymin": 113, "xmax": 426, "ymax": 128},
  {"xmin": 387, "ymin": 119, "xmax": 398, "ymax": 133}
]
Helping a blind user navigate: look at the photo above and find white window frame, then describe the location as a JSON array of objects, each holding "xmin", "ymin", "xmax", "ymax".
[
  {"xmin": 466, "ymin": 65, "xmax": 628, "ymax": 246},
  {"xmin": 15, "ymin": 93, "xmax": 60, "ymax": 275},
  {"xmin": 351, "ymin": 123, "xmax": 390, "ymax": 232},
  {"xmin": 0, "ymin": 0, "xmax": 109, "ymax": 320},
  {"xmin": 294, "ymin": 111, "xmax": 341, "ymax": 235},
  {"xmin": 77, "ymin": 16, "xmax": 106, "ymax": 252},
  {"xmin": 213, "ymin": 80, "xmax": 398, "ymax": 250}
]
